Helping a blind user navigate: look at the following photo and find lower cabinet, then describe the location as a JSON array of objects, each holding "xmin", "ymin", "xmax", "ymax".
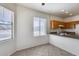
[{"xmin": 49, "ymin": 35, "xmax": 79, "ymax": 56}]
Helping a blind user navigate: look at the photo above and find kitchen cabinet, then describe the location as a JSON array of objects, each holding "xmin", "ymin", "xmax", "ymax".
[
  {"xmin": 50, "ymin": 20, "xmax": 77, "ymax": 29},
  {"xmin": 49, "ymin": 34, "xmax": 79, "ymax": 55},
  {"xmin": 50, "ymin": 20, "xmax": 64, "ymax": 29},
  {"xmin": 64, "ymin": 22, "xmax": 75, "ymax": 29}
]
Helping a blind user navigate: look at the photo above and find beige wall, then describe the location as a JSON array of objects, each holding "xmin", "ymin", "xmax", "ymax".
[
  {"xmin": 64, "ymin": 15, "xmax": 79, "ymax": 22},
  {"xmin": 50, "ymin": 16, "xmax": 64, "ymax": 22},
  {"xmin": 16, "ymin": 5, "xmax": 50, "ymax": 50}
]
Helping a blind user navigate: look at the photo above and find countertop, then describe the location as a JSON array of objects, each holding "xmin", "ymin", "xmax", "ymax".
[{"xmin": 50, "ymin": 32, "xmax": 79, "ymax": 39}]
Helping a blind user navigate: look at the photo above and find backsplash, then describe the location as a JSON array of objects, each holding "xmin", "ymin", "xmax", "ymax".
[{"xmin": 50, "ymin": 29, "xmax": 75, "ymax": 32}]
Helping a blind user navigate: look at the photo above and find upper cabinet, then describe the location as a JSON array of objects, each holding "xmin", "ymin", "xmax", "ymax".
[
  {"xmin": 64, "ymin": 22, "xmax": 75, "ymax": 29},
  {"xmin": 50, "ymin": 20, "xmax": 77, "ymax": 29},
  {"xmin": 50, "ymin": 20, "xmax": 64, "ymax": 29}
]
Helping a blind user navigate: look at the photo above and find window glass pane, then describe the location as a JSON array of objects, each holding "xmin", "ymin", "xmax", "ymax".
[
  {"xmin": 33, "ymin": 17, "xmax": 46, "ymax": 36},
  {"xmin": 0, "ymin": 6, "xmax": 13, "ymax": 39},
  {"xmin": 40, "ymin": 18, "xmax": 46, "ymax": 35},
  {"xmin": 33, "ymin": 17, "xmax": 40, "ymax": 36},
  {"xmin": 0, "ymin": 6, "xmax": 3, "ymax": 20},
  {"xmin": 3, "ymin": 7, "xmax": 11, "ymax": 23}
]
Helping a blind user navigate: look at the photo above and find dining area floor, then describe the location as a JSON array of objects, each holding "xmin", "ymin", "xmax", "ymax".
[{"xmin": 11, "ymin": 44, "xmax": 75, "ymax": 56}]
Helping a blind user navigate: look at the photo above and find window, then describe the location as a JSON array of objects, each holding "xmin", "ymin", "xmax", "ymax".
[
  {"xmin": 0, "ymin": 6, "xmax": 14, "ymax": 40},
  {"xmin": 33, "ymin": 17, "xmax": 46, "ymax": 36}
]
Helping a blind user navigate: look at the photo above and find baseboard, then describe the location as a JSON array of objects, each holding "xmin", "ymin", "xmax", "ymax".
[{"xmin": 11, "ymin": 43, "xmax": 49, "ymax": 55}]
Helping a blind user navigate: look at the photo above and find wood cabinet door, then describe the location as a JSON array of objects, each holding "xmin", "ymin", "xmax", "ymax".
[{"xmin": 50, "ymin": 20, "xmax": 64, "ymax": 29}]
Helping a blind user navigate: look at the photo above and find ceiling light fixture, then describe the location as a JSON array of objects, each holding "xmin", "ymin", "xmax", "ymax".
[{"xmin": 41, "ymin": 3, "xmax": 45, "ymax": 6}]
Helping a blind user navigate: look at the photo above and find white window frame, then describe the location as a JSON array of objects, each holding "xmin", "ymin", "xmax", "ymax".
[
  {"xmin": 33, "ymin": 16, "xmax": 47, "ymax": 37},
  {"xmin": 0, "ymin": 5, "xmax": 14, "ymax": 41}
]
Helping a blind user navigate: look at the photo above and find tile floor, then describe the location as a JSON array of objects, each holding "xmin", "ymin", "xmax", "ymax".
[{"xmin": 12, "ymin": 44, "xmax": 75, "ymax": 56}]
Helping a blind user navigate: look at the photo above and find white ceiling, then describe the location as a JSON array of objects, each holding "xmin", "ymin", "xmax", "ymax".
[{"xmin": 18, "ymin": 3, "xmax": 79, "ymax": 18}]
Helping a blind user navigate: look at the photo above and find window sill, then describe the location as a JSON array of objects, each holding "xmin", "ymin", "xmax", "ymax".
[{"xmin": 0, "ymin": 36, "xmax": 11, "ymax": 41}]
